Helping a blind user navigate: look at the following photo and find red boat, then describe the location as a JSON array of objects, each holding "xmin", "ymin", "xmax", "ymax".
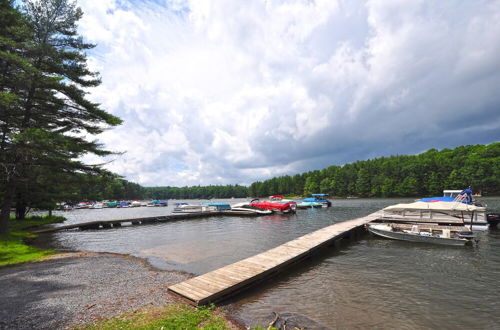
[{"xmin": 250, "ymin": 195, "xmax": 297, "ymax": 213}]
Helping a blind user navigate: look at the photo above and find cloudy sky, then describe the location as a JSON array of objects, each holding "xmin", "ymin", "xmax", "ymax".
[{"xmin": 77, "ymin": 0, "xmax": 500, "ymax": 187}]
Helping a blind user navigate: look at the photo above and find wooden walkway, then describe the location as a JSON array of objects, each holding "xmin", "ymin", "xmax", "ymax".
[
  {"xmin": 168, "ymin": 211, "xmax": 382, "ymax": 305},
  {"xmin": 31, "ymin": 210, "xmax": 262, "ymax": 234}
]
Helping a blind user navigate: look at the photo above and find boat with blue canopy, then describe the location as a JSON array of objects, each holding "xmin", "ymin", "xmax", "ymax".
[{"xmin": 301, "ymin": 194, "xmax": 332, "ymax": 207}]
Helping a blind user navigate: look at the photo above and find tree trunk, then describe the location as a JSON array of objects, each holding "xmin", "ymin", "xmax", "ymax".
[
  {"xmin": 0, "ymin": 179, "xmax": 17, "ymax": 235},
  {"xmin": 15, "ymin": 203, "xmax": 27, "ymax": 220}
]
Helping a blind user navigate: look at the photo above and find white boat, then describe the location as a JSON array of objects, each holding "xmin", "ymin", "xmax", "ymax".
[
  {"xmin": 380, "ymin": 201, "xmax": 489, "ymax": 231},
  {"xmin": 368, "ymin": 223, "xmax": 474, "ymax": 246},
  {"xmin": 231, "ymin": 202, "xmax": 273, "ymax": 215},
  {"xmin": 172, "ymin": 203, "xmax": 223, "ymax": 213},
  {"xmin": 296, "ymin": 201, "xmax": 323, "ymax": 209},
  {"xmin": 130, "ymin": 201, "xmax": 142, "ymax": 207},
  {"xmin": 90, "ymin": 203, "xmax": 104, "ymax": 209},
  {"xmin": 172, "ymin": 203, "xmax": 203, "ymax": 213},
  {"xmin": 75, "ymin": 202, "xmax": 90, "ymax": 209}
]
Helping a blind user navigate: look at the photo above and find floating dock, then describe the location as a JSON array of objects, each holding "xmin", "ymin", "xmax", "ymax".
[
  {"xmin": 168, "ymin": 211, "xmax": 382, "ymax": 305},
  {"xmin": 30, "ymin": 210, "xmax": 262, "ymax": 234}
]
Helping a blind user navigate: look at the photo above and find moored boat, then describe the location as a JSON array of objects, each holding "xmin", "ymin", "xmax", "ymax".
[
  {"xmin": 118, "ymin": 201, "xmax": 130, "ymax": 208},
  {"xmin": 90, "ymin": 203, "xmax": 104, "ymax": 209},
  {"xmin": 200, "ymin": 202, "xmax": 231, "ymax": 211},
  {"xmin": 106, "ymin": 201, "xmax": 118, "ymax": 208},
  {"xmin": 302, "ymin": 194, "xmax": 332, "ymax": 207},
  {"xmin": 487, "ymin": 213, "xmax": 500, "ymax": 228},
  {"xmin": 173, "ymin": 202, "xmax": 230, "ymax": 213},
  {"xmin": 130, "ymin": 201, "xmax": 142, "ymax": 207},
  {"xmin": 157, "ymin": 200, "xmax": 168, "ymax": 207},
  {"xmin": 172, "ymin": 203, "xmax": 201, "ymax": 213},
  {"xmin": 75, "ymin": 202, "xmax": 90, "ymax": 209},
  {"xmin": 230, "ymin": 202, "xmax": 273, "ymax": 214},
  {"xmin": 250, "ymin": 195, "xmax": 297, "ymax": 214},
  {"xmin": 379, "ymin": 201, "xmax": 489, "ymax": 231},
  {"xmin": 367, "ymin": 223, "xmax": 474, "ymax": 246},
  {"xmin": 147, "ymin": 200, "xmax": 168, "ymax": 207},
  {"xmin": 296, "ymin": 201, "xmax": 323, "ymax": 209},
  {"xmin": 419, "ymin": 188, "xmax": 499, "ymax": 228}
]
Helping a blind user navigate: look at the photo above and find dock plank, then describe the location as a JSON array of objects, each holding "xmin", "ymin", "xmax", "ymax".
[
  {"xmin": 169, "ymin": 282, "xmax": 211, "ymax": 300},
  {"xmin": 168, "ymin": 211, "xmax": 382, "ymax": 305},
  {"xmin": 30, "ymin": 210, "xmax": 263, "ymax": 234}
]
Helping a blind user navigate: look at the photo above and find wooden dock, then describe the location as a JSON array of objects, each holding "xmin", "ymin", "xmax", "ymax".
[
  {"xmin": 30, "ymin": 210, "xmax": 263, "ymax": 234},
  {"xmin": 168, "ymin": 211, "xmax": 382, "ymax": 305}
]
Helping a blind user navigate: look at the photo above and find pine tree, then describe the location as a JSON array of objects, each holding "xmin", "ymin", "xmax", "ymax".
[{"xmin": 0, "ymin": 0, "xmax": 122, "ymax": 234}]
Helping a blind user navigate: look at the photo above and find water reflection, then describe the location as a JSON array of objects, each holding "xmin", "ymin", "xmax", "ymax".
[{"xmin": 37, "ymin": 197, "xmax": 500, "ymax": 328}]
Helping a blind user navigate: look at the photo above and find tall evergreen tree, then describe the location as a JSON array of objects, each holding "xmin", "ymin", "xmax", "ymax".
[
  {"xmin": 0, "ymin": 0, "xmax": 121, "ymax": 234},
  {"xmin": 0, "ymin": 0, "xmax": 35, "ymax": 232}
]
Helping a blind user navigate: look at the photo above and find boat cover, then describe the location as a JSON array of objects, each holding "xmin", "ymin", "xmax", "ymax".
[
  {"xmin": 384, "ymin": 201, "xmax": 485, "ymax": 212},
  {"xmin": 201, "ymin": 202, "xmax": 231, "ymax": 210},
  {"xmin": 298, "ymin": 201, "xmax": 322, "ymax": 206},
  {"xmin": 303, "ymin": 197, "xmax": 329, "ymax": 202},
  {"xmin": 419, "ymin": 196, "xmax": 456, "ymax": 202}
]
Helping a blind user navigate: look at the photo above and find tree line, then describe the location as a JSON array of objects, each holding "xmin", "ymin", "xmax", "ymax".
[
  {"xmin": 248, "ymin": 143, "xmax": 500, "ymax": 198},
  {"xmin": 84, "ymin": 142, "xmax": 499, "ymax": 201},
  {"xmin": 74, "ymin": 178, "xmax": 247, "ymax": 201}
]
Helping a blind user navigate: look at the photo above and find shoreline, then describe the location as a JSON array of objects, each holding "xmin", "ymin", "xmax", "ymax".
[{"xmin": 0, "ymin": 251, "xmax": 244, "ymax": 329}]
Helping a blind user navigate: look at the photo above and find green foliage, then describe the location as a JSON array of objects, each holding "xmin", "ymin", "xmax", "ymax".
[
  {"xmin": 0, "ymin": 215, "xmax": 64, "ymax": 267},
  {"xmin": 0, "ymin": 0, "xmax": 122, "ymax": 232},
  {"xmin": 248, "ymin": 143, "xmax": 500, "ymax": 198},
  {"xmin": 8, "ymin": 215, "xmax": 65, "ymax": 231},
  {"xmin": 86, "ymin": 143, "xmax": 499, "ymax": 200},
  {"xmin": 0, "ymin": 233, "xmax": 54, "ymax": 267},
  {"xmin": 77, "ymin": 303, "xmax": 230, "ymax": 330}
]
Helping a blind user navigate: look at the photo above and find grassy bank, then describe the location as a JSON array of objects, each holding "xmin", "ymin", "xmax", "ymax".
[
  {"xmin": 77, "ymin": 303, "xmax": 234, "ymax": 329},
  {"xmin": 0, "ymin": 215, "xmax": 65, "ymax": 267}
]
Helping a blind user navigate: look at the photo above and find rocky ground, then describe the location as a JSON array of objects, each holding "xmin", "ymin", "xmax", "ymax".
[{"xmin": 0, "ymin": 252, "xmax": 192, "ymax": 329}]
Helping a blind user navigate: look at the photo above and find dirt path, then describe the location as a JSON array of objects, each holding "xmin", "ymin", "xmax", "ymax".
[{"xmin": 0, "ymin": 252, "xmax": 191, "ymax": 329}]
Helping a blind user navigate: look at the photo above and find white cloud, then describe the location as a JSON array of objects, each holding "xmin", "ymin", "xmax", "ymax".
[{"xmin": 77, "ymin": 0, "xmax": 500, "ymax": 186}]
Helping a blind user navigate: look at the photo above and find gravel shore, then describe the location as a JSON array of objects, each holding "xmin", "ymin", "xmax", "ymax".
[{"xmin": 0, "ymin": 252, "xmax": 191, "ymax": 329}]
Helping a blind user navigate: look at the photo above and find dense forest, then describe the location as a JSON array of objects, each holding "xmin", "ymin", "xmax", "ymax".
[
  {"xmin": 74, "ymin": 177, "xmax": 247, "ymax": 201},
  {"xmin": 28, "ymin": 142, "xmax": 500, "ymax": 208},
  {"xmin": 79, "ymin": 142, "xmax": 499, "ymax": 201},
  {"xmin": 248, "ymin": 143, "xmax": 500, "ymax": 198}
]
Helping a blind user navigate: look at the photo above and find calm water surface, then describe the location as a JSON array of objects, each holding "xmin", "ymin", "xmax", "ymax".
[{"xmin": 37, "ymin": 198, "xmax": 500, "ymax": 329}]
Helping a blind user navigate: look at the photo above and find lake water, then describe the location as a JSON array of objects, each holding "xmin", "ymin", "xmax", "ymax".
[{"xmin": 35, "ymin": 198, "xmax": 500, "ymax": 329}]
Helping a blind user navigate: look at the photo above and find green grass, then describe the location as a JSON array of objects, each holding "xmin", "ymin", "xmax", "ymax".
[
  {"xmin": 0, "ymin": 215, "xmax": 65, "ymax": 267},
  {"xmin": 77, "ymin": 303, "xmax": 231, "ymax": 329}
]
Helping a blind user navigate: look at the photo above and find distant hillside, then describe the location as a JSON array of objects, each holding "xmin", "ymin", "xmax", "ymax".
[{"xmin": 248, "ymin": 143, "xmax": 500, "ymax": 198}]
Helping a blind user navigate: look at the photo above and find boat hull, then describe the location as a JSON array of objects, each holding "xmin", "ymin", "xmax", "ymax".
[
  {"xmin": 250, "ymin": 201, "xmax": 296, "ymax": 213},
  {"xmin": 296, "ymin": 202, "xmax": 323, "ymax": 209},
  {"xmin": 368, "ymin": 226, "xmax": 469, "ymax": 246},
  {"xmin": 230, "ymin": 207, "xmax": 273, "ymax": 215}
]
